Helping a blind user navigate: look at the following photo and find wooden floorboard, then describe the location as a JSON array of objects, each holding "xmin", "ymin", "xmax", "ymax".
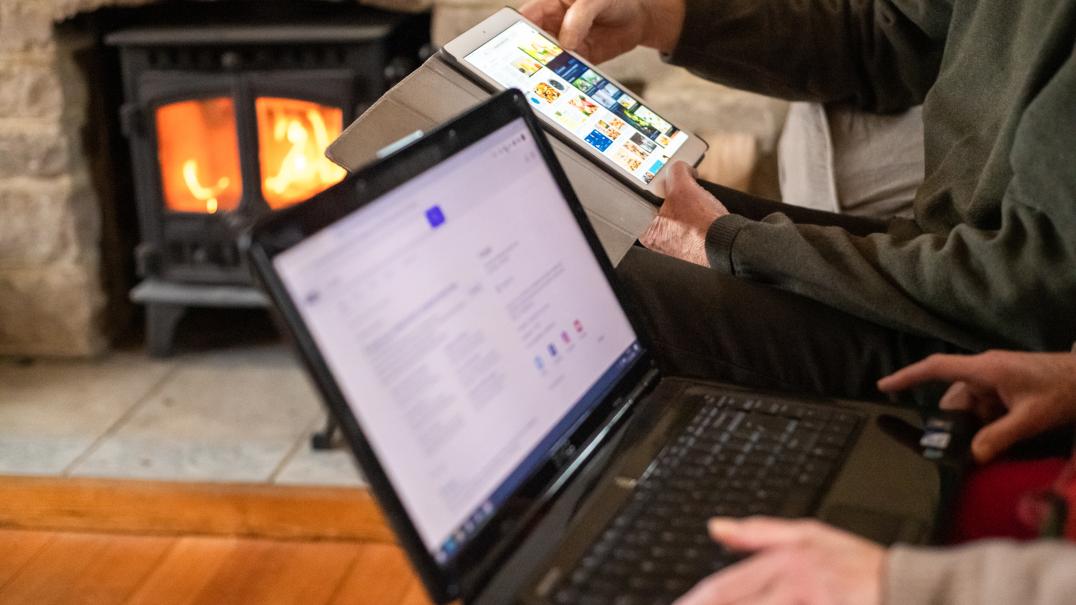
[
  {"xmin": 154, "ymin": 537, "xmax": 359, "ymax": 604},
  {"xmin": 125, "ymin": 536, "xmax": 243, "ymax": 605},
  {"xmin": 329, "ymin": 543, "xmax": 417, "ymax": 605},
  {"xmin": 0, "ymin": 475, "xmax": 393, "ymax": 542},
  {"xmin": 0, "ymin": 530, "xmax": 54, "ymax": 589},
  {"xmin": 0, "ymin": 532, "xmax": 174, "ymax": 604},
  {"xmin": 0, "ymin": 530, "xmax": 432, "ymax": 605},
  {"xmin": 399, "ymin": 581, "xmax": 438, "ymax": 605},
  {"xmin": 0, "ymin": 478, "xmax": 434, "ymax": 604}
]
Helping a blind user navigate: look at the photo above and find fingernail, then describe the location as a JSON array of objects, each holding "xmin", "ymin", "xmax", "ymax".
[{"xmin": 708, "ymin": 518, "xmax": 736, "ymax": 536}]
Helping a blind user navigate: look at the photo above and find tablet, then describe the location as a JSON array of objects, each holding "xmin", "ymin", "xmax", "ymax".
[{"xmin": 441, "ymin": 7, "xmax": 708, "ymax": 198}]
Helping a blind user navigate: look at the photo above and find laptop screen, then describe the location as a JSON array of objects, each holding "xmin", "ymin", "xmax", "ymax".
[{"xmin": 273, "ymin": 117, "xmax": 642, "ymax": 564}]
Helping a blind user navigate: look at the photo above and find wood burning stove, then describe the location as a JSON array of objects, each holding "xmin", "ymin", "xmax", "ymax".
[{"xmin": 108, "ymin": 13, "xmax": 427, "ymax": 356}]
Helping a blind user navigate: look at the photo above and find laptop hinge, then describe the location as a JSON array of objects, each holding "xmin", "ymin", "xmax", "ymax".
[
  {"xmin": 626, "ymin": 368, "xmax": 661, "ymax": 406},
  {"xmin": 550, "ymin": 367, "xmax": 660, "ymax": 467}
]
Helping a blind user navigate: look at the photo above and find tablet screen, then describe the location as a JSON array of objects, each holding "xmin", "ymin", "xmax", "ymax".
[{"xmin": 464, "ymin": 21, "xmax": 689, "ymax": 185}]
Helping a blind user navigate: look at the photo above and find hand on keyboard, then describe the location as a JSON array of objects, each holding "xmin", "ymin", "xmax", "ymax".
[
  {"xmin": 674, "ymin": 517, "xmax": 885, "ymax": 605},
  {"xmin": 551, "ymin": 393, "xmax": 862, "ymax": 604}
]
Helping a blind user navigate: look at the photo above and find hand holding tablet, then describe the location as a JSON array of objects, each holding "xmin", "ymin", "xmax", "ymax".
[{"xmin": 442, "ymin": 7, "xmax": 706, "ymax": 198}]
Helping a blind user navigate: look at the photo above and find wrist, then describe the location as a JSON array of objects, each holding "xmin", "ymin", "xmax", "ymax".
[
  {"xmin": 874, "ymin": 547, "xmax": 890, "ymax": 605},
  {"xmin": 641, "ymin": 0, "xmax": 686, "ymax": 54}
]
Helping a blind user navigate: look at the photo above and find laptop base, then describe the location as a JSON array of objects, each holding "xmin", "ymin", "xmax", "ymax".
[{"xmin": 478, "ymin": 378, "xmax": 940, "ymax": 605}]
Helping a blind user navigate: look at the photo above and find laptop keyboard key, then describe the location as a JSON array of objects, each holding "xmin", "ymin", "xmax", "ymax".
[{"xmin": 558, "ymin": 390, "xmax": 861, "ymax": 602}]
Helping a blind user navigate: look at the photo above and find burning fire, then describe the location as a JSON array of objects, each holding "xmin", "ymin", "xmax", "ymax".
[
  {"xmin": 157, "ymin": 97, "xmax": 242, "ymax": 214},
  {"xmin": 156, "ymin": 97, "xmax": 344, "ymax": 215},
  {"xmin": 257, "ymin": 98, "xmax": 346, "ymax": 209},
  {"xmin": 181, "ymin": 159, "xmax": 229, "ymax": 214}
]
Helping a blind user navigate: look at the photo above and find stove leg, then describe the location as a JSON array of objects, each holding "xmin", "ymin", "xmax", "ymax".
[
  {"xmin": 311, "ymin": 415, "xmax": 340, "ymax": 450},
  {"xmin": 146, "ymin": 302, "xmax": 186, "ymax": 358}
]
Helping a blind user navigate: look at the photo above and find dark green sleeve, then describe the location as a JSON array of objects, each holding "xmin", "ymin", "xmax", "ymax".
[
  {"xmin": 668, "ymin": 0, "xmax": 952, "ymax": 112},
  {"xmin": 704, "ymin": 51, "xmax": 1076, "ymax": 352}
]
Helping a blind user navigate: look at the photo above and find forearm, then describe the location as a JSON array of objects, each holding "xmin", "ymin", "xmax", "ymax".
[
  {"xmin": 704, "ymin": 206, "xmax": 1076, "ymax": 352},
  {"xmin": 666, "ymin": 0, "xmax": 950, "ymax": 111},
  {"xmin": 885, "ymin": 541, "xmax": 1076, "ymax": 605},
  {"xmin": 703, "ymin": 53, "xmax": 1076, "ymax": 352}
]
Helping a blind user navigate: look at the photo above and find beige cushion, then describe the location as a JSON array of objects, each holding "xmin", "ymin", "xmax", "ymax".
[{"xmin": 778, "ymin": 102, "xmax": 924, "ymax": 219}]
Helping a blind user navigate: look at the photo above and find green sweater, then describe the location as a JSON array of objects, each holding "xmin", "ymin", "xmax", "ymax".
[{"xmin": 670, "ymin": 0, "xmax": 1076, "ymax": 351}]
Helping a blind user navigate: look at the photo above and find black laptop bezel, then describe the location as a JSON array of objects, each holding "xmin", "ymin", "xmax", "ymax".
[{"xmin": 246, "ymin": 90, "xmax": 659, "ymax": 603}]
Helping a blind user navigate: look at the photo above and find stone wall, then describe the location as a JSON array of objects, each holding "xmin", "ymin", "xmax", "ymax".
[{"xmin": 0, "ymin": 0, "xmax": 157, "ymax": 357}]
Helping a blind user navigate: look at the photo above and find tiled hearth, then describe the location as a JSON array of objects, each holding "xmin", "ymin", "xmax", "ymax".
[{"xmin": 0, "ymin": 333, "xmax": 363, "ymax": 487}]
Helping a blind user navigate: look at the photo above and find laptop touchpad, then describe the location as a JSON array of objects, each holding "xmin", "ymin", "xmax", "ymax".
[{"xmin": 820, "ymin": 505, "xmax": 928, "ymax": 545}]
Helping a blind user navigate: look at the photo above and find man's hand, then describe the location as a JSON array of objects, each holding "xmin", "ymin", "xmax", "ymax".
[
  {"xmin": 675, "ymin": 517, "xmax": 885, "ymax": 605},
  {"xmin": 639, "ymin": 161, "xmax": 728, "ymax": 267},
  {"xmin": 519, "ymin": 0, "xmax": 686, "ymax": 63},
  {"xmin": 878, "ymin": 350, "xmax": 1076, "ymax": 463}
]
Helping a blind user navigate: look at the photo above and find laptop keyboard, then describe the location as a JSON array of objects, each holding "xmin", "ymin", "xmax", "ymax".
[{"xmin": 550, "ymin": 391, "xmax": 862, "ymax": 605}]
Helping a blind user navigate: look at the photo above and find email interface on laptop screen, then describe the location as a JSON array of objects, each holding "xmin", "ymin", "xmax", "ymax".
[{"xmin": 273, "ymin": 118, "xmax": 642, "ymax": 564}]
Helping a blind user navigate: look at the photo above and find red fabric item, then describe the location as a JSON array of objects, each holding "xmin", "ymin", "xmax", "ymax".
[
  {"xmin": 1064, "ymin": 473, "xmax": 1076, "ymax": 540},
  {"xmin": 948, "ymin": 457, "xmax": 1068, "ymax": 544}
]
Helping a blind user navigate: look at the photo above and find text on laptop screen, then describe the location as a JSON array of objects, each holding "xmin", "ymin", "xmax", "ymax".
[
  {"xmin": 273, "ymin": 119, "xmax": 641, "ymax": 563},
  {"xmin": 464, "ymin": 21, "xmax": 688, "ymax": 185}
]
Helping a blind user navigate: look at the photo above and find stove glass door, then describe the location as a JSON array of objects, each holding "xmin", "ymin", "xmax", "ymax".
[
  {"xmin": 156, "ymin": 97, "xmax": 243, "ymax": 214},
  {"xmin": 255, "ymin": 97, "xmax": 347, "ymax": 209}
]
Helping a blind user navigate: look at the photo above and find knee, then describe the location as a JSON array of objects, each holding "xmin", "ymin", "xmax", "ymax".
[{"xmin": 616, "ymin": 246, "xmax": 688, "ymax": 294}]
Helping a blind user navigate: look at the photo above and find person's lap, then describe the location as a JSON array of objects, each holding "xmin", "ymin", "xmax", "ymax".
[{"xmin": 617, "ymin": 182, "xmax": 969, "ymax": 406}]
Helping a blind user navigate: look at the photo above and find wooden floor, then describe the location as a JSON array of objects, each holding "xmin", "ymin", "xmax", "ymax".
[{"xmin": 0, "ymin": 528, "xmax": 433, "ymax": 605}]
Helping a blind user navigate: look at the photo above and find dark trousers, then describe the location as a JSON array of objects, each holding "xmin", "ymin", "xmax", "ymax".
[{"xmin": 616, "ymin": 182, "xmax": 972, "ymax": 407}]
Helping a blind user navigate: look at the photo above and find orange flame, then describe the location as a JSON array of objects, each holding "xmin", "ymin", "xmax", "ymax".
[
  {"xmin": 156, "ymin": 97, "xmax": 344, "ymax": 214},
  {"xmin": 157, "ymin": 98, "xmax": 243, "ymax": 214},
  {"xmin": 181, "ymin": 159, "xmax": 229, "ymax": 214},
  {"xmin": 257, "ymin": 98, "xmax": 346, "ymax": 209}
]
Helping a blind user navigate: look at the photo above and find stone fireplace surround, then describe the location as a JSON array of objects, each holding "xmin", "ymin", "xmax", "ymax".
[
  {"xmin": 0, "ymin": 0, "xmax": 144, "ymax": 358},
  {"xmin": 0, "ymin": 0, "xmax": 427, "ymax": 358},
  {"xmin": 0, "ymin": 0, "xmax": 785, "ymax": 358}
]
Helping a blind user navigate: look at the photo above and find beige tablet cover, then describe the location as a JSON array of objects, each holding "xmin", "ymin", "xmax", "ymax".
[{"xmin": 326, "ymin": 53, "xmax": 656, "ymax": 265}]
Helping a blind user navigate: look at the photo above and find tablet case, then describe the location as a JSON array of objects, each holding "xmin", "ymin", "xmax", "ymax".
[{"xmin": 326, "ymin": 52, "xmax": 657, "ymax": 265}]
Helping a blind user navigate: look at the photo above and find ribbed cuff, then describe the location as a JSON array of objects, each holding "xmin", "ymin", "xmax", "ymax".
[{"xmin": 705, "ymin": 213, "xmax": 750, "ymax": 274}]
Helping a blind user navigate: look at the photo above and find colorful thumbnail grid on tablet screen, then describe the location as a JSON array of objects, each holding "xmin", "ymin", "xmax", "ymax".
[{"xmin": 466, "ymin": 21, "xmax": 688, "ymax": 184}]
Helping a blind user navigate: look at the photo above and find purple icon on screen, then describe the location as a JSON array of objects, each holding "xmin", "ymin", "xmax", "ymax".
[{"xmin": 426, "ymin": 205, "xmax": 445, "ymax": 228}]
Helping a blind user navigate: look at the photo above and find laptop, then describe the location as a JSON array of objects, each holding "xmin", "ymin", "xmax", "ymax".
[{"xmin": 247, "ymin": 90, "xmax": 961, "ymax": 604}]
